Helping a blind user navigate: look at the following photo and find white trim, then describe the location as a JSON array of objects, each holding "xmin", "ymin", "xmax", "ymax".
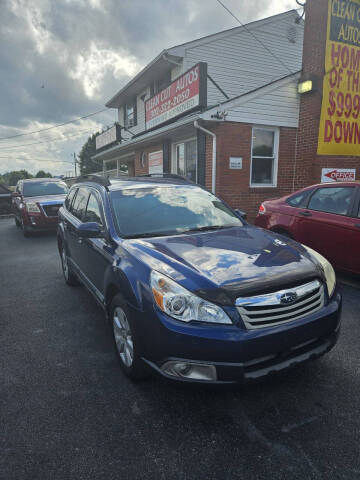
[{"xmin": 250, "ymin": 126, "xmax": 279, "ymax": 188}]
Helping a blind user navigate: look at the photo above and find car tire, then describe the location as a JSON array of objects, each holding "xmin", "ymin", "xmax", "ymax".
[
  {"xmin": 110, "ymin": 294, "xmax": 148, "ymax": 381},
  {"xmin": 60, "ymin": 244, "xmax": 79, "ymax": 286},
  {"xmin": 21, "ymin": 220, "xmax": 30, "ymax": 237}
]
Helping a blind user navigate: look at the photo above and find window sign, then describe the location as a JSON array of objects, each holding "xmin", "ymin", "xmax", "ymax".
[
  {"xmin": 148, "ymin": 151, "xmax": 163, "ymax": 174},
  {"xmin": 229, "ymin": 157, "xmax": 242, "ymax": 169}
]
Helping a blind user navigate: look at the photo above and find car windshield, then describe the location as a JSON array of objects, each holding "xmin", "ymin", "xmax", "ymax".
[
  {"xmin": 23, "ymin": 181, "xmax": 69, "ymax": 197},
  {"xmin": 110, "ymin": 186, "xmax": 242, "ymax": 238}
]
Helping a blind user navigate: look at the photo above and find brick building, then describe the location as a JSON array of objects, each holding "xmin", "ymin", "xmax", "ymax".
[
  {"xmin": 295, "ymin": 0, "xmax": 360, "ymax": 191},
  {"xmin": 93, "ymin": 2, "xmax": 359, "ymax": 220}
]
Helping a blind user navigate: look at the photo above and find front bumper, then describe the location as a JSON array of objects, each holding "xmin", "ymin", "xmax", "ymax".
[
  {"xmin": 23, "ymin": 212, "xmax": 59, "ymax": 230},
  {"xmin": 134, "ymin": 291, "xmax": 342, "ymax": 384}
]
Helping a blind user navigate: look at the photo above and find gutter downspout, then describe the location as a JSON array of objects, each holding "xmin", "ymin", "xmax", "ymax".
[{"xmin": 194, "ymin": 120, "xmax": 217, "ymax": 194}]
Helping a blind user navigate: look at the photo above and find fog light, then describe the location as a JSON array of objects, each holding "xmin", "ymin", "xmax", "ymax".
[{"xmin": 161, "ymin": 361, "xmax": 217, "ymax": 381}]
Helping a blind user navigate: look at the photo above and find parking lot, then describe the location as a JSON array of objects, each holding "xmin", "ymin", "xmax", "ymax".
[{"xmin": 1, "ymin": 216, "xmax": 360, "ymax": 480}]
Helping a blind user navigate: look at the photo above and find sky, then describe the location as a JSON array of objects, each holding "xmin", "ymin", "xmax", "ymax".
[{"xmin": 0, "ymin": 0, "xmax": 297, "ymax": 176}]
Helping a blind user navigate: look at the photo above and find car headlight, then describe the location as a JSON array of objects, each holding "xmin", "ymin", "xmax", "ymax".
[
  {"xmin": 150, "ymin": 270, "xmax": 232, "ymax": 324},
  {"xmin": 25, "ymin": 202, "xmax": 40, "ymax": 213},
  {"xmin": 302, "ymin": 245, "xmax": 336, "ymax": 298}
]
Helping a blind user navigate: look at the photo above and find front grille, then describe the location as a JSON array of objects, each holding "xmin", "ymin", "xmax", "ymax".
[
  {"xmin": 236, "ymin": 279, "xmax": 324, "ymax": 329},
  {"xmin": 41, "ymin": 204, "xmax": 61, "ymax": 217}
]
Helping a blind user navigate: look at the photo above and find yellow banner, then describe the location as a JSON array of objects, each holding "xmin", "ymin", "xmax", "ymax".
[{"xmin": 317, "ymin": 0, "xmax": 360, "ymax": 155}]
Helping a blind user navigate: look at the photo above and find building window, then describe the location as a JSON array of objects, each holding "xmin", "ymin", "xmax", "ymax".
[
  {"xmin": 124, "ymin": 100, "xmax": 137, "ymax": 128},
  {"xmin": 172, "ymin": 139, "xmax": 197, "ymax": 182},
  {"xmin": 250, "ymin": 127, "xmax": 279, "ymax": 187}
]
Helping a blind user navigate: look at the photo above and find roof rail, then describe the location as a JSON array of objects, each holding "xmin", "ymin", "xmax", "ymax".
[
  {"xmin": 75, "ymin": 174, "xmax": 111, "ymax": 190},
  {"xmin": 136, "ymin": 173, "xmax": 195, "ymax": 184}
]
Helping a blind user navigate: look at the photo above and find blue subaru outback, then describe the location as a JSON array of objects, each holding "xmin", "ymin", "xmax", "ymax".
[{"xmin": 57, "ymin": 174, "xmax": 341, "ymax": 384}]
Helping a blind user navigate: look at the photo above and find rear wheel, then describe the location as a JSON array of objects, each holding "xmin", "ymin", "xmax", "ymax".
[
  {"xmin": 60, "ymin": 244, "xmax": 78, "ymax": 286},
  {"xmin": 110, "ymin": 294, "xmax": 148, "ymax": 380}
]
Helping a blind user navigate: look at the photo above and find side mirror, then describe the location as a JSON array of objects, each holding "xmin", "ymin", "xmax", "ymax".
[
  {"xmin": 77, "ymin": 222, "xmax": 103, "ymax": 238},
  {"xmin": 235, "ymin": 209, "xmax": 247, "ymax": 220}
]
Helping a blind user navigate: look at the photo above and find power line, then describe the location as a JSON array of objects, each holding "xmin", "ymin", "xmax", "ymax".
[
  {"xmin": 214, "ymin": 0, "xmax": 294, "ymax": 75},
  {"xmin": 0, "ymin": 128, "xmax": 97, "ymax": 151},
  {"xmin": 0, "ymin": 108, "xmax": 108, "ymax": 141},
  {"xmin": 0, "ymin": 156, "xmax": 73, "ymax": 163}
]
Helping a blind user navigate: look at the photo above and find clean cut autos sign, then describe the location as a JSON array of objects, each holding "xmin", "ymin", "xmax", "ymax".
[
  {"xmin": 145, "ymin": 63, "xmax": 207, "ymax": 130},
  {"xmin": 318, "ymin": 0, "xmax": 360, "ymax": 155}
]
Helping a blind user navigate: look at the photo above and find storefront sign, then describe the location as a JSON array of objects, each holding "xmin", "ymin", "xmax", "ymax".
[
  {"xmin": 148, "ymin": 150, "xmax": 163, "ymax": 174},
  {"xmin": 96, "ymin": 124, "xmax": 121, "ymax": 150},
  {"xmin": 145, "ymin": 63, "xmax": 207, "ymax": 130},
  {"xmin": 321, "ymin": 167, "xmax": 356, "ymax": 182},
  {"xmin": 229, "ymin": 157, "xmax": 243, "ymax": 169},
  {"xmin": 317, "ymin": 0, "xmax": 360, "ymax": 156}
]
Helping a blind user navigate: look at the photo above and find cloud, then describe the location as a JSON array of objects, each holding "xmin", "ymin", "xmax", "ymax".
[{"xmin": 0, "ymin": 0, "xmax": 297, "ymax": 176}]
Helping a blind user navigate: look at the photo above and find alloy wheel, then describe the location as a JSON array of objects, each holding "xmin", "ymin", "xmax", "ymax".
[
  {"xmin": 113, "ymin": 307, "xmax": 134, "ymax": 367},
  {"xmin": 61, "ymin": 248, "xmax": 69, "ymax": 280}
]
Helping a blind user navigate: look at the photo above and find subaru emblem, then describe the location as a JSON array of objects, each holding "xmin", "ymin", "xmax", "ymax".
[{"xmin": 280, "ymin": 292, "xmax": 297, "ymax": 305}]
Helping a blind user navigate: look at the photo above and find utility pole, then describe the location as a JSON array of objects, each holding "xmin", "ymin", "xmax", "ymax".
[{"xmin": 73, "ymin": 152, "xmax": 77, "ymax": 177}]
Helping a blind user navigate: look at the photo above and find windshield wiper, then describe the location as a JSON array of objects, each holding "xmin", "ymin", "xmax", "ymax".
[
  {"xmin": 181, "ymin": 225, "xmax": 236, "ymax": 234},
  {"xmin": 123, "ymin": 231, "xmax": 181, "ymax": 239}
]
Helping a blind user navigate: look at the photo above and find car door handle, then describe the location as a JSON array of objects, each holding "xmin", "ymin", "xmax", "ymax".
[{"xmin": 299, "ymin": 211, "xmax": 312, "ymax": 217}]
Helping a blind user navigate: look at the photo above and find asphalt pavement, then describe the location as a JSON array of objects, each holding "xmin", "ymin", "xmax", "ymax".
[{"xmin": 1, "ymin": 217, "xmax": 360, "ymax": 480}]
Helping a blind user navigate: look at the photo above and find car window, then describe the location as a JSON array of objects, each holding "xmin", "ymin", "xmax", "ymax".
[
  {"xmin": 110, "ymin": 186, "xmax": 242, "ymax": 238},
  {"xmin": 22, "ymin": 181, "xmax": 68, "ymax": 197},
  {"xmin": 287, "ymin": 190, "xmax": 311, "ymax": 207},
  {"xmin": 308, "ymin": 187, "xmax": 354, "ymax": 216},
  {"xmin": 65, "ymin": 188, "xmax": 77, "ymax": 211},
  {"xmin": 71, "ymin": 188, "xmax": 89, "ymax": 220},
  {"xmin": 83, "ymin": 192, "xmax": 103, "ymax": 224}
]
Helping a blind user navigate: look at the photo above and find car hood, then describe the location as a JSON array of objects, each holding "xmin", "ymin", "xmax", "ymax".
[
  {"xmin": 124, "ymin": 225, "xmax": 323, "ymax": 305},
  {"xmin": 23, "ymin": 194, "xmax": 66, "ymax": 204}
]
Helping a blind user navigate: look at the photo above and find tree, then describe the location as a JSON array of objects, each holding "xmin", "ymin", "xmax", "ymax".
[
  {"xmin": 35, "ymin": 170, "xmax": 52, "ymax": 178},
  {"xmin": 78, "ymin": 132, "xmax": 103, "ymax": 175},
  {"xmin": 0, "ymin": 170, "xmax": 33, "ymax": 186}
]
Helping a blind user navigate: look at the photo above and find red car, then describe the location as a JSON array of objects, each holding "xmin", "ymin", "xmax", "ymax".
[
  {"xmin": 12, "ymin": 178, "xmax": 68, "ymax": 237},
  {"xmin": 254, "ymin": 182, "xmax": 360, "ymax": 275}
]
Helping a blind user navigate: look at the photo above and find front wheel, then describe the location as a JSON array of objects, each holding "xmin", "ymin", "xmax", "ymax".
[
  {"xmin": 60, "ymin": 244, "xmax": 79, "ymax": 286},
  {"xmin": 110, "ymin": 294, "xmax": 148, "ymax": 380},
  {"xmin": 21, "ymin": 219, "xmax": 30, "ymax": 237}
]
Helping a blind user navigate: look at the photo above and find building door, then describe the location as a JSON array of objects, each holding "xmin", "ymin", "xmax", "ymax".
[{"xmin": 173, "ymin": 139, "xmax": 197, "ymax": 182}]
